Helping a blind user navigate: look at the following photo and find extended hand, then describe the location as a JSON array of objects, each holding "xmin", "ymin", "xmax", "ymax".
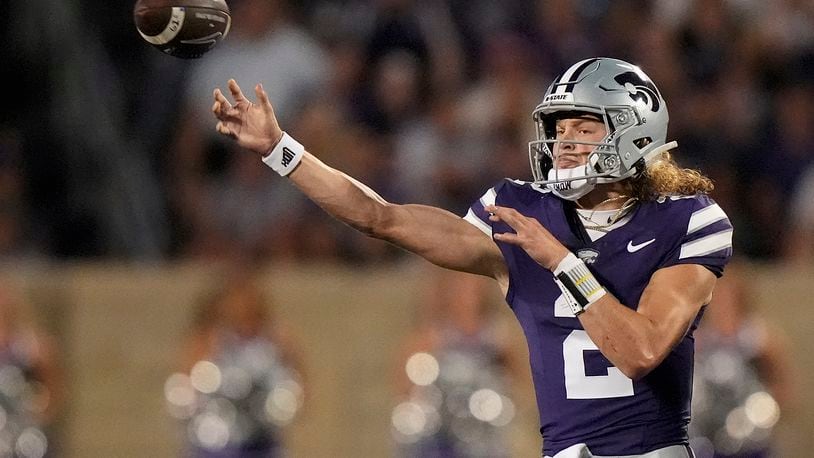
[
  {"xmin": 486, "ymin": 205, "xmax": 570, "ymax": 271},
  {"xmin": 212, "ymin": 79, "xmax": 283, "ymax": 156}
]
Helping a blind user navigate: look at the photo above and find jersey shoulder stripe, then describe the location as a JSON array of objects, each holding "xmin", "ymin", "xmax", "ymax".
[
  {"xmin": 687, "ymin": 203, "xmax": 727, "ymax": 235},
  {"xmin": 653, "ymin": 193, "xmax": 733, "ymax": 277},
  {"xmin": 464, "ymin": 208, "xmax": 491, "ymax": 236},
  {"xmin": 679, "ymin": 228, "xmax": 733, "ymax": 259},
  {"xmin": 463, "ymin": 183, "xmax": 500, "ymax": 235},
  {"xmin": 463, "ymin": 179, "xmax": 550, "ymax": 235},
  {"xmin": 480, "ymin": 187, "xmax": 497, "ymax": 207}
]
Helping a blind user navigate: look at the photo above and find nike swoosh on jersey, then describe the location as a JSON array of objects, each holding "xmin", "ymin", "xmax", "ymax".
[{"xmin": 627, "ymin": 238, "xmax": 656, "ymax": 253}]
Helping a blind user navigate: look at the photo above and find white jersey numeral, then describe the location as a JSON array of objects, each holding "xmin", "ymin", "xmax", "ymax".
[{"xmin": 563, "ymin": 330, "xmax": 634, "ymax": 399}]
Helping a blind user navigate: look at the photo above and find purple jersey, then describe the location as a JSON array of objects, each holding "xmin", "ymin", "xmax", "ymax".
[{"xmin": 464, "ymin": 179, "xmax": 733, "ymax": 456}]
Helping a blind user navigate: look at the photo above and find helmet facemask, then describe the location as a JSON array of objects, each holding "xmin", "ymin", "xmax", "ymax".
[
  {"xmin": 528, "ymin": 58, "xmax": 677, "ymax": 200},
  {"xmin": 528, "ymin": 107, "xmax": 642, "ymax": 200}
]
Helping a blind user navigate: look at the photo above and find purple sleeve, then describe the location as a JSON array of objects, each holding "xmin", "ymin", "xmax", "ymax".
[
  {"xmin": 659, "ymin": 196, "xmax": 733, "ymax": 277},
  {"xmin": 463, "ymin": 184, "xmax": 501, "ymax": 236}
]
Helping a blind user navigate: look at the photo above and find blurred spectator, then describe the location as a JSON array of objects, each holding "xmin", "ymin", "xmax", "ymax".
[
  {"xmin": 354, "ymin": 1, "xmax": 431, "ymax": 134},
  {"xmin": 390, "ymin": 269, "xmax": 524, "ymax": 457},
  {"xmin": 739, "ymin": 83, "xmax": 814, "ymax": 259},
  {"xmin": 784, "ymin": 163, "xmax": 814, "ymax": 265},
  {"xmin": 457, "ymin": 32, "xmax": 547, "ymax": 191},
  {"xmin": 676, "ymin": 0, "xmax": 737, "ymax": 85},
  {"xmin": 690, "ymin": 262, "xmax": 797, "ymax": 458},
  {"xmin": 0, "ymin": 130, "xmax": 33, "ymax": 259},
  {"xmin": 3, "ymin": 0, "xmax": 814, "ymax": 264},
  {"xmin": 164, "ymin": 274, "xmax": 306, "ymax": 457},
  {"xmin": 446, "ymin": 0, "xmax": 530, "ymax": 80},
  {"xmin": 530, "ymin": 0, "xmax": 597, "ymax": 73},
  {"xmin": 170, "ymin": 0, "xmax": 328, "ymax": 259},
  {"xmin": 0, "ymin": 282, "xmax": 64, "ymax": 457}
]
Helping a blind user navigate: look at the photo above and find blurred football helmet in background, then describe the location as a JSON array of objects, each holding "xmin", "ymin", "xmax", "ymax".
[{"xmin": 529, "ymin": 57, "xmax": 677, "ymax": 200}]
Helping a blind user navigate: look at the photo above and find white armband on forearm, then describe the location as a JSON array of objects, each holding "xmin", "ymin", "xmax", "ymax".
[
  {"xmin": 553, "ymin": 252, "xmax": 607, "ymax": 316},
  {"xmin": 262, "ymin": 132, "xmax": 304, "ymax": 176}
]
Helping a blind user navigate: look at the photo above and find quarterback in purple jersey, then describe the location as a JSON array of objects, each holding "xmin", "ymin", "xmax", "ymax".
[{"xmin": 211, "ymin": 57, "xmax": 732, "ymax": 457}]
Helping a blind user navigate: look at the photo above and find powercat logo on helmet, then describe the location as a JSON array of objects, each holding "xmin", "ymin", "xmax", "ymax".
[{"xmin": 613, "ymin": 71, "xmax": 660, "ymax": 112}]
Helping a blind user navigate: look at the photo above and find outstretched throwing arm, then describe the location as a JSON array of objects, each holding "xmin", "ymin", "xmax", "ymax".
[{"xmin": 212, "ymin": 80, "xmax": 507, "ymax": 282}]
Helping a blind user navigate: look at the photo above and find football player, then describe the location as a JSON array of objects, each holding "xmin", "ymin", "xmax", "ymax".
[{"xmin": 211, "ymin": 57, "xmax": 733, "ymax": 458}]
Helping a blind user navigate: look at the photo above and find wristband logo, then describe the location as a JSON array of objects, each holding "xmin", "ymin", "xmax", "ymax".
[{"xmin": 281, "ymin": 147, "xmax": 296, "ymax": 167}]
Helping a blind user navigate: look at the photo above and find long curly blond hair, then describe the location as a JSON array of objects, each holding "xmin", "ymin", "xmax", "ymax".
[{"xmin": 627, "ymin": 151, "xmax": 714, "ymax": 201}]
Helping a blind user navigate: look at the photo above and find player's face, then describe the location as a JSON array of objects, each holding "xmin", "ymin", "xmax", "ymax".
[{"xmin": 552, "ymin": 116, "xmax": 607, "ymax": 169}]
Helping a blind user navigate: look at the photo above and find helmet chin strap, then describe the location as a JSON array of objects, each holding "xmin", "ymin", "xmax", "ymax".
[{"xmin": 546, "ymin": 167, "xmax": 597, "ymax": 201}]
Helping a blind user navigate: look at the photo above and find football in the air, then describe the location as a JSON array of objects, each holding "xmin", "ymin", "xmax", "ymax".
[{"xmin": 133, "ymin": 0, "xmax": 231, "ymax": 59}]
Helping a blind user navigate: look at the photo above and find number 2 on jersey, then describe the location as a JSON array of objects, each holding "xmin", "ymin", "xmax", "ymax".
[{"xmin": 563, "ymin": 330, "xmax": 634, "ymax": 399}]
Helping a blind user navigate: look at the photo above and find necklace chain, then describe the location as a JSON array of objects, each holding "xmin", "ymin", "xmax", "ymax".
[{"xmin": 577, "ymin": 195, "xmax": 639, "ymax": 232}]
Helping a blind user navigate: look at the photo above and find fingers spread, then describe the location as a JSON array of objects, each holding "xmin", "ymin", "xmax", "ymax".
[
  {"xmin": 485, "ymin": 205, "xmax": 523, "ymax": 228},
  {"xmin": 213, "ymin": 89, "xmax": 233, "ymax": 118},
  {"xmin": 255, "ymin": 83, "xmax": 266, "ymax": 102},
  {"xmin": 214, "ymin": 88, "xmax": 232, "ymax": 106},
  {"xmin": 228, "ymin": 79, "xmax": 247, "ymax": 102},
  {"xmin": 255, "ymin": 83, "xmax": 273, "ymax": 114},
  {"xmin": 216, "ymin": 121, "xmax": 235, "ymax": 137},
  {"xmin": 493, "ymin": 232, "xmax": 520, "ymax": 245}
]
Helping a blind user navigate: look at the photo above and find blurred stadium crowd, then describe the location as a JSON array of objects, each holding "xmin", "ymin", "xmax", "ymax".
[{"xmin": 1, "ymin": 0, "xmax": 814, "ymax": 265}]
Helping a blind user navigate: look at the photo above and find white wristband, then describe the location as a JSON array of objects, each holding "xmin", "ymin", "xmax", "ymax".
[
  {"xmin": 262, "ymin": 132, "xmax": 304, "ymax": 176},
  {"xmin": 554, "ymin": 252, "xmax": 583, "ymax": 276},
  {"xmin": 553, "ymin": 252, "xmax": 606, "ymax": 316}
]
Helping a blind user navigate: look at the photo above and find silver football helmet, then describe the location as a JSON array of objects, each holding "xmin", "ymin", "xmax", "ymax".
[{"xmin": 529, "ymin": 57, "xmax": 677, "ymax": 199}]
